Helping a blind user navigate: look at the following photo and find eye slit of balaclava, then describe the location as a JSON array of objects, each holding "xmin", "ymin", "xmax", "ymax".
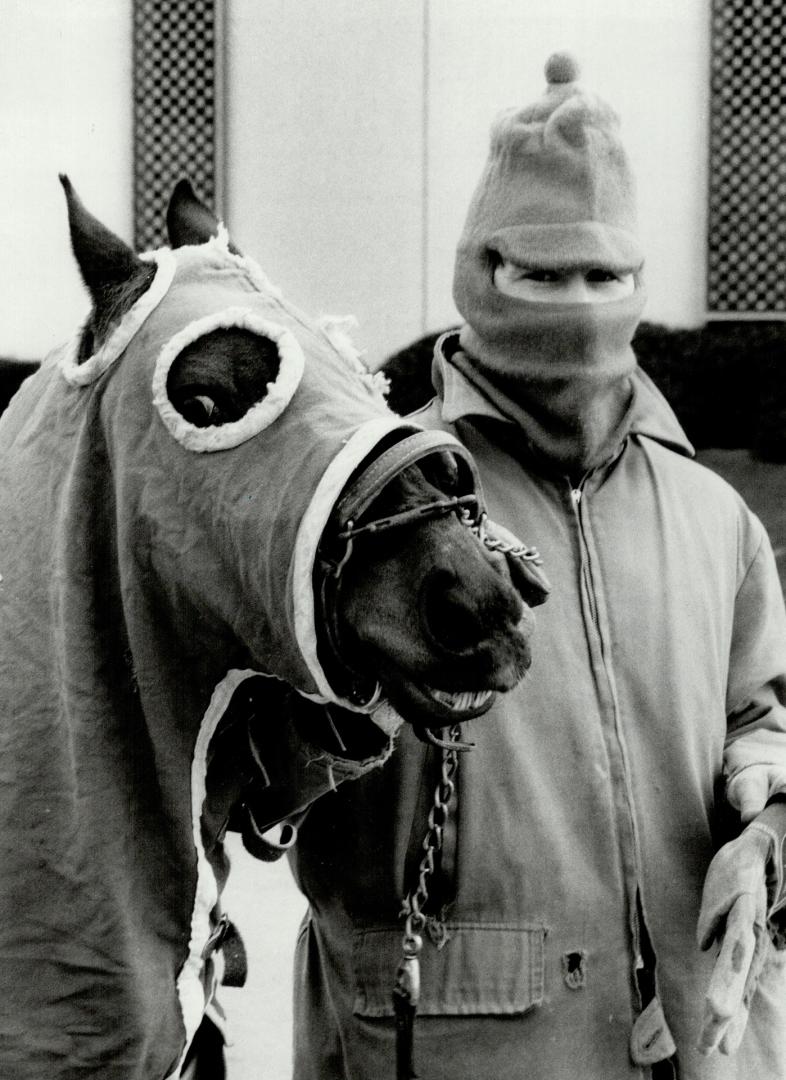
[
  {"xmin": 167, "ymin": 326, "xmax": 281, "ymax": 427},
  {"xmin": 485, "ymin": 247, "xmax": 505, "ymax": 283}
]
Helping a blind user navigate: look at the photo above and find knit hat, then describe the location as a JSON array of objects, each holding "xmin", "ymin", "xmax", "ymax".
[
  {"xmin": 453, "ymin": 51, "xmax": 643, "ymax": 324},
  {"xmin": 447, "ymin": 54, "xmax": 649, "ymax": 476}
]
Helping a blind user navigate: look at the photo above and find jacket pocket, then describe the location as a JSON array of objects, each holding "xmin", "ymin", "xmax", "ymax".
[{"xmin": 352, "ymin": 922, "xmax": 546, "ymax": 1017}]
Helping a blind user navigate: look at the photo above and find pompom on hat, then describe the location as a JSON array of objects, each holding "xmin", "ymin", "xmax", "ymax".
[{"xmin": 453, "ymin": 52, "xmax": 644, "ymax": 322}]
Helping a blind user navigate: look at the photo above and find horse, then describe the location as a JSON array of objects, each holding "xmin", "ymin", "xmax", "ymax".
[{"xmin": 0, "ymin": 177, "xmax": 549, "ymax": 1079}]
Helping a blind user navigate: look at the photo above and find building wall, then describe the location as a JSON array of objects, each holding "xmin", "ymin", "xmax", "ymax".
[
  {"xmin": 1, "ymin": 0, "xmax": 133, "ymax": 360},
  {"xmin": 227, "ymin": 0, "xmax": 711, "ymax": 366},
  {"xmin": 424, "ymin": 0, "xmax": 711, "ymax": 347},
  {"xmin": 2, "ymin": 2, "xmax": 710, "ymax": 363},
  {"xmin": 225, "ymin": 0, "xmax": 426, "ymax": 369}
]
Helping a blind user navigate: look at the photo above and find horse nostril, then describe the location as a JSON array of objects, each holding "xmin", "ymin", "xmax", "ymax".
[{"xmin": 422, "ymin": 570, "xmax": 489, "ymax": 655}]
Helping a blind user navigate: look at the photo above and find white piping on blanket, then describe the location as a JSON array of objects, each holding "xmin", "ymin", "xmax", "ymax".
[
  {"xmin": 59, "ymin": 247, "xmax": 177, "ymax": 387},
  {"xmin": 291, "ymin": 416, "xmax": 418, "ymax": 709},
  {"xmin": 152, "ymin": 307, "xmax": 305, "ymax": 452},
  {"xmin": 168, "ymin": 668, "xmax": 271, "ymax": 1080}
]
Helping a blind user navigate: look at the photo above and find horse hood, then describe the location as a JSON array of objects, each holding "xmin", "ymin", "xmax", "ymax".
[{"xmin": 0, "ymin": 232, "xmax": 445, "ymax": 1077}]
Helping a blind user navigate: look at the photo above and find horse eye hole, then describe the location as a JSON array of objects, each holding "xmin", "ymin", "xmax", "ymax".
[{"xmin": 166, "ymin": 328, "xmax": 282, "ymax": 429}]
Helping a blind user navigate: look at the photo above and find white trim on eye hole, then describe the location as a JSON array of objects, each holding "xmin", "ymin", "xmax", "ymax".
[
  {"xmin": 152, "ymin": 306, "xmax": 305, "ymax": 452},
  {"xmin": 59, "ymin": 247, "xmax": 177, "ymax": 387}
]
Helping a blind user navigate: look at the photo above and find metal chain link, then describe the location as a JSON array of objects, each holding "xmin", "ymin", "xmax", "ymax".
[
  {"xmin": 399, "ymin": 512, "xmax": 536, "ymax": 958},
  {"xmin": 458, "ymin": 507, "xmax": 543, "ymax": 563},
  {"xmin": 399, "ymin": 724, "xmax": 462, "ymax": 958},
  {"xmin": 392, "ymin": 510, "xmax": 540, "ymax": 1077},
  {"xmin": 393, "ymin": 723, "xmax": 467, "ymax": 1077}
]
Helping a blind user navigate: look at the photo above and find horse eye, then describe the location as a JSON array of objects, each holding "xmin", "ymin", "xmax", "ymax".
[
  {"xmin": 419, "ymin": 451, "xmax": 461, "ymax": 493},
  {"xmin": 178, "ymin": 393, "xmax": 222, "ymax": 427}
]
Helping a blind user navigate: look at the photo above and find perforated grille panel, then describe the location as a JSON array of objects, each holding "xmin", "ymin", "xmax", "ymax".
[
  {"xmin": 133, "ymin": 0, "xmax": 224, "ymax": 251},
  {"xmin": 707, "ymin": 0, "xmax": 786, "ymax": 314}
]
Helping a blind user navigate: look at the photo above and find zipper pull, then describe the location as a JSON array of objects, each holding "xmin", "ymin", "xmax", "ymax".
[{"xmin": 571, "ymin": 487, "xmax": 582, "ymax": 507}]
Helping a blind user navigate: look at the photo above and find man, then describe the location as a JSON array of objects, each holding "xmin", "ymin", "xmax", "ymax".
[{"xmin": 288, "ymin": 54, "xmax": 786, "ymax": 1079}]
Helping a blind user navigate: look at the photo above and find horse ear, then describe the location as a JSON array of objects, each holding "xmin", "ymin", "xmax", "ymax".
[
  {"xmin": 59, "ymin": 174, "xmax": 151, "ymax": 312},
  {"xmin": 166, "ymin": 179, "xmax": 219, "ymax": 247},
  {"xmin": 166, "ymin": 179, "xmax": 242, "ymax": 253}
]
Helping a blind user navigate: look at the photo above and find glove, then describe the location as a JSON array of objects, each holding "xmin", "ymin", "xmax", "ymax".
[
  {"xmin": 727, "ymin": 764, "xmax": 786, "ymax": 823},
  {"xmin": 697, "ymin": 802, "xmax": 786, "ymax": 1055}
]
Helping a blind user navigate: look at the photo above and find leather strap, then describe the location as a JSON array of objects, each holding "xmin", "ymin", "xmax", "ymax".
[{"xmin": 331, "ymin": 429, "xmax": 483, "ymax": 530}]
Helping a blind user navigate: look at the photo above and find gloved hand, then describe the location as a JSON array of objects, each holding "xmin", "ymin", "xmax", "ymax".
[
  {"xmin": 697, "ymin": 802, "xmax": 786, "ymax": 1055},
  {"xmin": 727, "ymin": 764, "xmax": 786, "ymax": 823}
]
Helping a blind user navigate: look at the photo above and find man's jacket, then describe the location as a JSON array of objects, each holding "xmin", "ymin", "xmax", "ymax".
[{"xmin": 290, "ymin": 334, "xmax": 786, "ymax": 1080}]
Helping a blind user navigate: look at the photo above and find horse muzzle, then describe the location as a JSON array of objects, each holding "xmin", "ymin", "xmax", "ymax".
[{"xmin": 314, "ymin": 430, "xmax": 549, "ymax": 728}]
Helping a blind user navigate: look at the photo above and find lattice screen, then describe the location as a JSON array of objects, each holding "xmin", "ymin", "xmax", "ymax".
[
  {"xmin": 133, "ymin": 0, "xmax": 224, "ymax": 251},
  {"xmin": 707, "ymin": 0, "xmax": 786, "ymax": 315}
]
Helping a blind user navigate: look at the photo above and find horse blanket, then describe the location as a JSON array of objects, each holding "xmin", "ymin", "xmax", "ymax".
[{"xmin": 0, "ymin": 232, "xmax": 456, "ymax": 1078}]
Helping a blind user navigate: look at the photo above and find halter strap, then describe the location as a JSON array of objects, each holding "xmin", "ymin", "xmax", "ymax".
[
  {"xmin": 316, "ymin": 428, "xmax": 486, "ymax": 709},
  {"xmin": 331, "ymin": 429, "xmax": 484, "ymax": 532}
]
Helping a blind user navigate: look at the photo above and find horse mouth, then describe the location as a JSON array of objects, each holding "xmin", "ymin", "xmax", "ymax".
[
  {"xmin": 428, "ymin": 687, "xmax": 495, "ymax": 713},
  {"xmin": 382, "ymin": 674, "xmax": 499, "ymax": 724}
]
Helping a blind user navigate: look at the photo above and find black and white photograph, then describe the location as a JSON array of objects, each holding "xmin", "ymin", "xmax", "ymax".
[{"xmin": 1, "ymin": 2, "xmax": 785, "ymax": 1078}]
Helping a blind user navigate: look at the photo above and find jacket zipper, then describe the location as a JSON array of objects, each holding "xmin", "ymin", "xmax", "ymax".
[
  {"xmin": 568, "ymin": 475, "xmax": 651, "ymax": 1012},
  {"xmin": 571, "ymin": 478, "xmax": 600, "ymax": 630}
]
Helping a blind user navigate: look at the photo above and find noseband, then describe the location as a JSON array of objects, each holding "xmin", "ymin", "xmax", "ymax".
[{"xmin": 317, "ymin": 431, "xmax": 482, "ymax": 708}]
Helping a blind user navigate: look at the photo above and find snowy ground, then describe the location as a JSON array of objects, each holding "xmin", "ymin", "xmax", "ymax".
[{"xmin": 220, "ymin": 834, "xmax": 307, "ymax": 1080}]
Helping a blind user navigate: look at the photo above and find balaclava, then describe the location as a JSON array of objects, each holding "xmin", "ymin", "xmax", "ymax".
[{"xmin": 451, "ymin": 52, "xmax": 647, "ymax": 476}]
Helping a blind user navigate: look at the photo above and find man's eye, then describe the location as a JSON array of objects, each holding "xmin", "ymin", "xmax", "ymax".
[
  {"xmin": 586, "ymin": 269, "xmax": 619, "ymax": 283},
  {"xmin": 523, "ymin": 269, "xmax": 560, "ymax": 283}
]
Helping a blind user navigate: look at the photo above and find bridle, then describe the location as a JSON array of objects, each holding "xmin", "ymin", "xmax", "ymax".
[
  {"xmin": 316, "ymin": 430, "xmax": 489, "ymax": 723},
  {"xmin": 324, "ymin": 428, "xmax": 484, "ymax": 562},
  {"xmin": 316, "ymin": 427, "xmax": 545, "ymax": 750}
]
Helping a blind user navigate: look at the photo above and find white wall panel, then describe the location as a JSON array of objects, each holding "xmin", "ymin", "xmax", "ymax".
[
  {"xmin": 426, "ymin": 0, "xmax": 711, "ymax": 333},
  {"xmin": 3, "ymin": 3, "xmax": 712, "ymax": 364},
  {"xmin": 225, "ymin": 1, "xmax": 425, "ymax": 366},
  {"xmin": 0, "ymin": 1, "xmax": 133, "ymax": 359}
]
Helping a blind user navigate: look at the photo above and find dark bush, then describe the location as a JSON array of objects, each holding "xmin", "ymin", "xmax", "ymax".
[{"xmin": 0, "ymin": 359, "xmax": 39, "ymax": 415}]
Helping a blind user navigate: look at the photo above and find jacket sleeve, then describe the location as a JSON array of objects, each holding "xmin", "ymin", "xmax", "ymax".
[{"xmin": 723, "ymin": 518, "xmax": 786, "ymax": 792}]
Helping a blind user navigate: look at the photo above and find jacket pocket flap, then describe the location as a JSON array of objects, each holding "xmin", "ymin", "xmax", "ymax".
[{"xmin": 353, "ymin": 922, "xmax": 546, "ymax": 1017}]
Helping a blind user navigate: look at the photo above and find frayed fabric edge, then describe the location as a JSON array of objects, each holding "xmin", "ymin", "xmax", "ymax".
[
  {"xmin": 59, "ymin": 247, "xmax": 177, "ymax": 387},
  {"xmin": 168, "ymin": 668, "xmax": 282, "ymax": 1079}
]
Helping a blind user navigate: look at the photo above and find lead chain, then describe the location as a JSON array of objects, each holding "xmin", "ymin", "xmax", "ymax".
[
  {"xmin": 458, "ymin": 507, "xmax": 542, "ymax": 563},
  {"xmin": 393, "ymin": 725, "xmax": 462, "ymax": 1080}
]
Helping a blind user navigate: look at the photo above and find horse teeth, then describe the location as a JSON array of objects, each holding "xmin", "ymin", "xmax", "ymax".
[{"xmin": 431, "ymin": 688, "xmax": 493, "ymax": 711}]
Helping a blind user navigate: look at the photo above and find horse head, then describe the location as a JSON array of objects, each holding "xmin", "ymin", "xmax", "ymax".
[{"xmin": 60, "ymin": 175, "xmax": 548, "ymax": 734}]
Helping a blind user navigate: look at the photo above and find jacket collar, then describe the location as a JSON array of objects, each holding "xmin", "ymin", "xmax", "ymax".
[{"xmin": 431, "ymin": 330, "xmax": 694, "ymax": 461}]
